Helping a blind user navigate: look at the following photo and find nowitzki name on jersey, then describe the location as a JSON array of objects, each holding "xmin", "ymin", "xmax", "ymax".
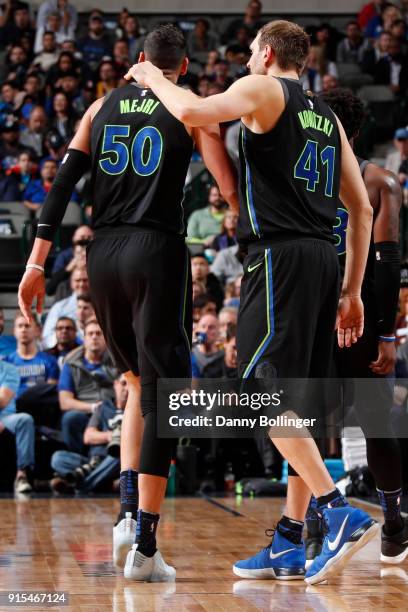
[{"xmin": 298, "ymin": 109, "xmax": 334, "ymax": 137}]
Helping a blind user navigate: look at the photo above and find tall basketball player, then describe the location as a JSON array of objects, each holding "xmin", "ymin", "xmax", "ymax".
[
  {"xmin": 18, "ymin": 25, "xmax": 238, "ymax": 582},
  {"xmin": 125, "ymin": 20, "xmax": 378, "ymax": 584}
]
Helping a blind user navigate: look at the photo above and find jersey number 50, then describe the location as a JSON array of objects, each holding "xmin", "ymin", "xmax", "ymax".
[
  {"xmin": 99, "ymin": 124, "xmax": 163, "ymax": 177},
  {"xmin": 294, "ymin": 139, "xmax": 336, "ymax": 197}
]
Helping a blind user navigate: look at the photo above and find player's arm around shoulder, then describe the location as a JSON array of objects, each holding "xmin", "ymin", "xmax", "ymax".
[{"xmin": 192, "ymin": 124, "xmax": 239, "ymax": 214}]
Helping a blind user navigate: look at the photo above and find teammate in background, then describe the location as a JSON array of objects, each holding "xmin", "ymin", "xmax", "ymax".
[
  {"xmin": 304, "ymin": 88, "xmax": 406, "ymax": 566},
  {"xmin": 18, "ymin": 25, "xmax": 238, "ymax": 582},
  {"xmin": 125, "ymin": 20, "xmax": 377, "ymax": 585}
]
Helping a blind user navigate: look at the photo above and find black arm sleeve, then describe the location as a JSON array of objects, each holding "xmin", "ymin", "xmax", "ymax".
[
  {"xmin": 36, "ymin": 149, "xmax": 91, "ymax": 242},
  {"xmin": 374, "ymin": 241, "xmax": 401, "ymax": 335}
]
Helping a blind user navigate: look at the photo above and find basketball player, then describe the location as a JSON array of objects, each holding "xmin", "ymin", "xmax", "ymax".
[
  {"xmin": 18, "ymin": 25, "xmax": 239, "ymax": 582},
  {"xmin": 125, "ymin": 20, "xmax": 378, "ymax": 584},
  {"xmin": 304, "ymin": 88, "xmax": 407, "ymax": 567}
]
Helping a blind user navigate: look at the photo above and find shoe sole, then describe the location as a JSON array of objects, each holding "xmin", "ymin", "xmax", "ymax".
[
  {"xmin": 305, "ymin": 520, "xmax": 380, "ymax": 585},
  {"xmin": 232, "ymin": 566, "xmax": 305, "ymax": 580},
  {"xmin": 124, "ymin": 570, "xmax": 176, "ymax": 582},
  {"xmin": 381, "ymin": 546, "xmax": 408, "ymax": 565}
]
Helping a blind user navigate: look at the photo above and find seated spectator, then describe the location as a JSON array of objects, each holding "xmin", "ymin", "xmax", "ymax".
[
  {"xmin": 19, "ymin": 106, "xmax": 48, "ymax": 158},
  {"xmin": 193, "ymin": 294, "xmax": 218, "ymax": 324},
  {"xmin": 52, "ymin": 224, "xmax": 93, "ymax": 275},
  {"xmin": 390, "ymin": 18, "xmax": 408, "ymax": 55},
  {"xmin": 301, "ymin": 45, "xmax": 338, "ymax": 93},
  {"xmin": 50, "ymin": 374, "xmax": 126, "ymax": 495},
  {"xmin": 46, "ymin": 316, "xmax": 80, "ymax": 368},
  {"xmin": 192, "ymin": 279, "xmax": 206, "ymax": 301},
  {"xmin": 0, "ymin": 307, "xmax": 16, "ymax": 357},
  {"xmin": 112, "ymin": 39, "xmax": 132, "ymax": 79},
  {"xmin": 191, "ymin": 253, "xmax": 224, "ymax": 311},
  {"xmin": 32, "ymin": 31, "xmax": 59, "ymax": 72},
  {"xmin": 192, "ymin": 313, "xmax": 223, "ymax": 376},
  {"xmin": 187, "ymin": 19, "xmax": 218, "ymax": 65},
  {"xmin": 336, "ymin": 21, "xmax": 371, "ymax": 64},
  {"xmin": 23, "ymin": 74, "xmax": 44, "ymax": 107},
  {"xmin": 321, "ymin": 73, "xmax": 339, "ymax": 92},
  {"xmin": 42, "ymin": 267, "xmax": 89, "ymax": 349},
  {"xmin": 47, "ymin": 241, "xmax": 87, "ymax": 299},
  {"xmin": 224, "ymin": 275, "xmax": 242, "ymax": 308},
  {"xmin": 385, "ymin": 126, "xmax": 408, "ymax": 178},
  {"xmin": 221, "ymin": 0, "xmax": 264, "ymax": 44},
  {"xmin": 187, "ymin": 185, "xmax": 226, "ymax": 245},
  {"xmin": 78, "ymin": 13, "xmax": 112, "ymax": 71},
  {"xmin": 1, "ymin": 81, "xmax": 21, "ymax": 111},
  {"xmin": 211, "ymin": 244, "xmax": 244, "ymax": 285},
  {"xmin": 0, "ymin": 160, "xmax": 20, "ymax": 201},
  {"xmin": 96, "ymin": 60, "xmax": 118, "ymax": 99},
  {"xmin": 75, "ymin": 294, "xmax": 95, "ymax": 344},
  {"xmin": 202, "ymin": 323, "xmax": 237, "ymax": 378},
  {"xmin": 43, "ymin": 129, "xmax": 68, "ymax": 162},
  {"xmin": 46, "ymin": 51, "xmax": 82, "ymax": 89},
  {"xmin": 36, "ymin": 0, "xmax": 78, "ymax": 33},
  {"xmin": 58, "ymin": 318, "xmax": 117, "ymax": 455},
  {"xmin": 5, "ymin": 150, "xmax": 38, "ymax": 198},
  {"xmin": 6, "ymin": 313, "xmax": 59, "ymax": 394},
  {"xmin": 0, "ymin": 359, "xmax": 35, "ymax": 494},
  {"xmin": 358, "ymin": 0, "xmax": 386, "ymax": 31},
  {"xmin": 5, "ymin": 44, "xmax": 29, "ymax": 87},
  {"xmin": 225, "ymin": 44, "xmax": 250, "ymax": 78},
  {"xmin": 363, "ymin": 34, "xmax": 406, "ymax": 91},
  {"xmin": 50, "ymin": 91, "xmax": 77, "ymax": 140},
  {"xmin": 313, "ymin": 22, "xmax": 340, "ymax": 62},
  {"xmin": 212, "ymin": 59, "xmax": 233, "ymax": 91},
  {"xmin": 22, "ymin": 158, "xmax": 57, "ymax": 211},
  {"xmin": 0, "ymin": 112, "xmax": 34, "ymax": 170},
  {"xmin": 122, "ymin": 14, "xmax": 144, "ymax": 61},
  {"xmin": 211, "ymin": 210, "xmax": 238, "ymax": 251},
  {"xmin": 34, "ymin": 9, "xmax": 75, "ymax": 54},
  {"xmin": 203, "ymin": 50, "xmax": 220, "ymax": 78},
  {"xmin": 366, "ymin": 3, "xmax": 402, "ymax": 39},
  {"xmin": 218, "ymin": 306, "xmax": 238, "ymax": 340},
  {"xmin": 0, "ymin": 3, "xmax": 34, "ymax": 52}
]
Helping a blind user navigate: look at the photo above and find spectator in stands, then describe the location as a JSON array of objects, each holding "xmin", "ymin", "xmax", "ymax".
[
  {"xmin": 19, "ymin": 106, "xmax": 48, "ymax": 158},
  {"xmin": 336, "ymin": 21, "xmax": 371, "ymax": 64},
  {"xmin": 5, "ymin": 44, "xmax": 29, "ymax": 87},
  {"xmin": 47, "ymin": 241, "xmax": 87, "ymax": 299},
  {"xmin": 112, "ymin": 39, "xmax": 131, "ymax": 79},
  {"xmin": 58, "ymin": 318, "xmax": 117, "ymax": 455},
  {"xmin": 96, "ymin": 60, "xmax": 118, "ymax": 99},
  {"xmin": 50, "ymin": 91, "xmax": 77, "ymax": 140},
  {"xmin": 187, "ymin": 185, "xmax": 226, "ymax": 245},
  {"xmin": 218, "ymin": 306, "xmax": 238, "ymax": 339},
  {"xmin": 0, "ymin": 160, "xmax": 20, "ymax": 200},
  {"xmin": 385, "ymin": 126, "xmax": 408, "ymax": 181},
  {"xmin": 36, "ymin": 0, "xmax": 77, "ymax": 34},
  {"xmin": 52, "ymin": 224, "xmax": 93, "ymax": 275},
  {"xmin": 211, "ymin": 244, "xmax": 243, "ymax": 285},
  {"xmin": 221, "ymin": 0, "xmax": 264, "ymax": 44},
  {"xmin": 313, "ymin": 23, "xmax": 339, "ymax": 62},
  {"xmin": 32, "ymin": 31, "xmax": 59, "ymax": 72},
  {"xmin": 358, "ymin": 0, "xmax": 387, "ymax": 30},
  {"xmin": 0, "ymin": 307, "xmax": 16, "ymax": 357},
  {"xmin": 321, "ymin": 73, "xmax": 340, "ymax": 92},
  {"xmin": 301, "ymin": 45, "xmax": 338, "ymax": 93},
  {"xmin": 6, "ymin": 150, "xmax": 38, "ymax": 197},
  {"xmin": 363, "ymin": 33, "xmax": 406, "ymax": 90},
  {"xmin": 78, "ymin": 13, "xmax": 112, "ymax": 71},
  {"xmin": 22, "ymin": 158, "xmax": 57, "ymax": 211},
  {"xmin": 193, "ymin": 294, "xmax": 218, "ymax": 324},
  {"xmin": 122, "ymin": 15, "xmax": 144, "ymax": 61},
  {"xmin": 191, "ymin": 253, "xmax": 224, "ymax": 311},
  {"xmin": 0, "ymin": 359, "xmax": 35, "ymax": 494},
  {"xmin": 0, "ymin": 113, "xmax": 32, "ymax": 170},
  {"xmin": 46, "ymin": 51, "xmax": 81, "ymax": 88},
  {"xmin": 192, "ymin": 313, "xmax": 223, "ymax": 376},
  {"xmin": 43, "ymin": 129, "xmax": 68, "ymax": 162},
  {"xmin": 6, "ymin": 312, "xmax": 59, "ymax": 398},
  {"xmin": 211, "ymin": 210, "xmax": 238, "ymax": 251},
  {"xmin": 203, "ymin": 50, "xmax": 220, "ymax": 78},
  {"xmin": 366, "ymin": 3, "xmax": 402, "ymax": 39},
  {"xmin": 23, "ymin": 74, "xmax": 44, "ymax": 106},
  {"xmin": 212, "ymin": 59, "xmax": 233, "ymax": 91},
  {"xmin": 202, "ymin": 322, "xmax": 237, "ymax": 378},
  {"xmin": 42, "ymin": 266, "xmax": 89, "ymax": 349},
  {"xmin": 1, "ymin": 81, "xmax": 21, "ymax": 111},
  {"xmin": 75, "ymin": 294, "xmax": 95, "ymax": 343},
  {"xmin": 187, "ymin": 19, "xmax": 218, "ymax": 65},
  {"xmin": 224, "ymin": 275, "xmax": 242, "ymax": 308},
  {"xmin": 46, "ymin": 316, "xmax": 79, "ymax": 368},
  {"xmin": 390, "ymin": 18, "xmax": 408, "ymax": 54},
  {"xmin": 0, "ymin": 3, "xmax": 34, "ymax": 52},
  {"xmin": 225, "ymin": 44, "xmax": 251, "ymax": 78},
  {"xmin": 34, "ymin": 10, "xmax": 75, "ymax": 53},
  {"xmin": 50, "ymin": 374, "xmax": 126, "ymax": 495}
]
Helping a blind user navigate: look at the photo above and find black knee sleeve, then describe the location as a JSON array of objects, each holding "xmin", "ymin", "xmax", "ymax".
[{"xmin": 366, "ymin": 437, "xmax": 402, "ymax": 491}]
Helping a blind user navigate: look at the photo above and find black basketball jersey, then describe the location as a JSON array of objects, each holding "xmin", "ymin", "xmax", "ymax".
[
  {"xmin": 90, "ymin": 82, "xmax": 193, "ymax": 234},
  {"xmin": 335, "ymin": 156, "xmax": 376, "ymax": 304},
  {"xmin": 237, "ymin": 77, "xmax": 341, "ymax": 245}
]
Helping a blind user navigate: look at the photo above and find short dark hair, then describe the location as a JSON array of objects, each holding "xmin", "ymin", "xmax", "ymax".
[
  {"xmin": 144, "ymin": 24, "xmax": 186, "ymax": 70},
  {"xmin": 319, "ymin": 88, "xmax": 365, "ymax": 140},
  {"xmin": 56, "ymin": 316, "xmax": 76, "ymax": 329},
  {"xmin": 77, "ymin": 293, "xmax": 92, "ymax": 304},
  {"xmin": 258, "ymin": 20, "xmax": 310, "ymax": 75}
]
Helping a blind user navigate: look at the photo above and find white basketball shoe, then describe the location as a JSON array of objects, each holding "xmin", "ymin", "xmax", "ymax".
[
  {"xmin": 124, "ymin": 544, "xmax": 176, "ymax": 582},
  {"xmin": 113, "ymin": 512, "xmax": 136, "ymax": 569}
]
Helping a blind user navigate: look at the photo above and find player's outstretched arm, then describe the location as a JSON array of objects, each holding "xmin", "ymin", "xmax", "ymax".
[
  {"xmin": 18, "ymin": 100, "xmax": 101, "ymax": 322},
  {"xmin": 336, "ymin": 118, "xmax": 373, "ymax": 348},
  {"xmin": 124, "ymin": 62, "xmax": 272, "ymax": 126},
  {"xmin": 192, "ymin": 125, "xmax": 239, "ymax": 214}
]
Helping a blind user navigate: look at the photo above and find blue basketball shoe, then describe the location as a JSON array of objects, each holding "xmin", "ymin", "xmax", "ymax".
[
  {"xmin": 233, "ymin": 527, "xmax": 306, "ymax": 580},
  {"xmin": 305, "ymin": 506, "xmax": 379, "ymax": 585}
]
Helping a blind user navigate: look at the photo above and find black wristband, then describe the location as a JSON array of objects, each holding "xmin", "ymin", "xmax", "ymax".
[
  {"xmin": 36, "ymin": 149, "xmax": 91, "ymax": 242},
  {"xmin": 374, "ymin": 241, "xmax": 400, "ymax": 335}
]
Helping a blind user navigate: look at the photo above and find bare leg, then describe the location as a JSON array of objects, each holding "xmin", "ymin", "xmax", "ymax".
[
  {"xmin": 286, "ymin": 476, "xmax": 312, "ymax": 521},
  {"xmin": 121, "ymin": 372, "xmax": 143, "ymax": 471},
  {"xmin": 138, "ymin": 474, "xmax": 168, "ymax": 514}
]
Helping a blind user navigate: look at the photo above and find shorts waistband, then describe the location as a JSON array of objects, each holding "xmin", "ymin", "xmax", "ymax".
[
  {"xmin": 93, "ymin": 224, "xmax": 185, "ymax": 240},
  {"xmin": 247, "ymin": 235, "xmax": 334, "ymax": 254}
]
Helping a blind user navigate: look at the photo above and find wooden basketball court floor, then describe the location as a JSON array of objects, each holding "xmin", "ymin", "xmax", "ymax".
[{"xmin": 0, "ymin": 495, "xmax": 407, "ymax": 611}]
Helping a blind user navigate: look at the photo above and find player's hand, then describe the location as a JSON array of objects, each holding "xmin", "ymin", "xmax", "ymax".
[
  {"xmin": 369, "ymin": 340, "xmax": 396, "ymax": 375},
  {"xmin": 18, "ymin": 268, "xmax": 45, "ymax": 323},
  {"xmin": 336, "ymin": 295, "xmax": 364, "ymax": 348},
  {"xmin": 124, "ymin": 61, "xmax": 163, "ymax": 87}
]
